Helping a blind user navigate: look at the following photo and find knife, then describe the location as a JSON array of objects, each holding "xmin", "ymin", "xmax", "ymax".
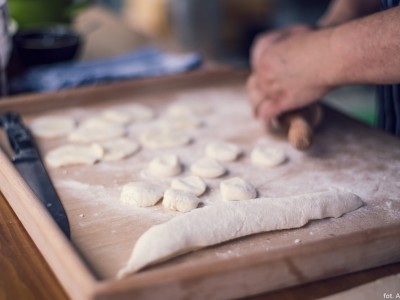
[{"xmin": 0, "ymin": 112, "xmax": 70, "ymax": 238}]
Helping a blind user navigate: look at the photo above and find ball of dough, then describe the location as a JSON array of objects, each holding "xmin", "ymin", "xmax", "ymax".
[
  {"xmin": 139, "ymin": 127, "xmax": 191, "ymax": 149},
  {"xmin": 205, "ymin": 141, "xmax": 241, "ymax": 162},
  {"xmin": 162, "ymin": 188, "xmax": 200, "ymax": 212},
  {"xmin": 191, "ymin": 157, "xmax": 226, "ymax": 178},
  {"xmin": 69, "ymin": 118, "xmax": 125, "ymax": 142},
  {"xmin": 102, "ymin": 104, "xmax": 155, "ymax": 124},
  {"xmin": 159, "ymin": 115, "xmax": 202, "ymax": 131},
  {"xmin": 30, "ymin": 116, "xmax": 76, "ymax": 139},
  {"xmin": 120, "ymin": 182, "xmax": 164, "ymax": 207},
  {"xmin": 45, "ymin": 143, "xmax": 103, "ymax": 168},
  {"xmin": 165, "ymin": 103, "xmax": 195, "ymax": 117},
  {"xmin": 166, "ymin": 102, "xmax": 211, "ymax": 117},
  {"xmin": 101, "ymin": 110, "xmax": 131, "ymax": 125},
  {"xmin": 101, "ymin": 138, "xmax": 140, "ymax": 161},
  {"xmin": 171, "ymin": 175, "xmax": 206, "ymax": 196},
  {"xmin": 148, "ymin": 154, "xmax": 182, "ymax": 177},
  {"xmin": 251, "ymin": 145, "xmax": 287, "ymax": 167},
  {"xmin": 220, "ymin": 177, "xmax": 257, "ymax": 201}
]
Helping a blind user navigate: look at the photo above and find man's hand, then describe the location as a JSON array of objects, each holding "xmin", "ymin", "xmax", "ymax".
[{"xmin": 247, "ymin": 25, "xmax": 335, "ymax": 122}]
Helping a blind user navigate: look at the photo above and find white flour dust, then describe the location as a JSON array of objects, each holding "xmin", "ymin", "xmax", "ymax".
[{"xmin": 32, "ymin": 86, "xmax": 400, "ymax": 264}]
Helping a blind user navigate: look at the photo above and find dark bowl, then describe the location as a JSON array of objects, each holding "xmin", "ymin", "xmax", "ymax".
[{"xmin": 13, "ymin": 26, "xmax": 82, "ymax": 67}]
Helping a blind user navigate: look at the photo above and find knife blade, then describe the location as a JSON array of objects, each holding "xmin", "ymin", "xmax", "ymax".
[{"xmin": 0, "ymin": 112, "xmax": 70, "ymax": 238}]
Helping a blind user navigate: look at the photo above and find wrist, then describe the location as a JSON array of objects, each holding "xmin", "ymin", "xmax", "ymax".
[{"xmin": 309, "ymin": 27, "xmax": 342, "ymax": 89}]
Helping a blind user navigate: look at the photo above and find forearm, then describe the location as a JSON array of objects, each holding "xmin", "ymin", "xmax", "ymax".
[
  {"xmin": 318, "ymin": 0, "xmax": 380, "ymax": 27},
  {"xmin": 327, "ymin": 6, "xmax": 400, "ymax": 86}
]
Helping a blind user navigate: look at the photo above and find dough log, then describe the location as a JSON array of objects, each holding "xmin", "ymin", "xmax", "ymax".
[{"xmin": 117, "ymin": 190, "xmax": 363, "ymax": 278}]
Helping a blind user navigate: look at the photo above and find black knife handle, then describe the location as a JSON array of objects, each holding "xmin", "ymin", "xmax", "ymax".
[
  {"xmin": 0, "ymin": 112, "xmax": 38, "ymax": 161},
  {"xmin": 0, "ymin": 112, "xmax": 71, "ymax": 239}
]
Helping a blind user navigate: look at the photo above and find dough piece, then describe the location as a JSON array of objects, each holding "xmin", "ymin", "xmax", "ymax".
[
  {"xmin": 159, "ymin": 115, "xmax": 202, "ymax": 131},
  {"xmin": 69, "ymin": 118, "xmax": 125, "ymax": 142},
  {"xmin": 320, "ymin": 273, "xmax": 400, "ymax": 300},
  {"xmin": 120, "ymin": 182, "xmax": 164, "ymax": 207},
  {"xmin": 45, "ymin": 143, "xmax": 103, "ymax": 168},
  {"xmin": 117, "ymin": 190, "xmax": 363, "ymax": 277},
  {"xmin": 171, "ymin": 175, "xmax": 206, "ymax": 196},
  {"xmin": 251, "ymin": 145, "xmax": 287, "ymax": 167},
  {"xmin": 162, "ymin": 188, "xmax": 200, "ymax": 213},
  {"xmin": 220, "ymin": 177, "xmax": 257, "ymax": 201},
  {"xmin": 191, "ymin": 157, "xmax": 226, "ymax": 178},
  {"xmin": 148, "ymin": 154, "xmax": 182, "ymax": 177},
  {"xmin": 30, "ymin": 116, "xmax": 76, "ymax": 139},
  {"xmin": 101, "ymin": 110, "xmax": 131, "ymax": 125},
  {"xmin": 101, "ymin": 138, "xmax": 140, "ymax": 161},
  {"xmin": 102, "ymin": 104, "xmax": 155, "ymax": 124},
  {"xmin": 139, "ymin": 127, "xmax": 191, "ymax": 149},
  {"xmin": 205, "ymin": 141, "xmax": 241, "ymax": 162},
  {"xmin": 166, "ymin": 101, "xmax": 211, "ymax": 117}
]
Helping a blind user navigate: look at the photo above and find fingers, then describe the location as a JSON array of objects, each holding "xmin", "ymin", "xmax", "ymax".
[
  {"xmin": 246, "ymin": 75, "xmax": 263, "ymax": 115},
  {"xmin": 247, "ymin": 75, "xmax": 282, "ymax": 121},
  {"xmin": 256, "ymin": 98, "xmax": 286, "ymax": 121},
  {"xmin": 251, "ymin": 25, "xmax": 313, "ymax": 70},
  {"xmin": 247, "ymin": 75, "xmax": 273, "ymax": 118},
  {"xmin": 251, "ymin": 30, "xmax": 287, "ymax": 69}
]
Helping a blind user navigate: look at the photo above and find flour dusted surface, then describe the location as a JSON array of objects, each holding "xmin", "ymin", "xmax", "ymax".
[{"xmin": 29, "ymin": 85, "xmax": 400, "ymax": 279}]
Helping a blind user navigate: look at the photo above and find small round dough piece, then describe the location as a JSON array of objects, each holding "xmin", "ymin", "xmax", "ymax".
[
  {"xmin": 205, "ymin": 141, "xmax": 241, "ymax": 162},
  {"xmin": 139, "ymin": 127, "xmax": 191, "ymax": 149},
  {"xmin": 251, "ymin": 145, "xmax": 287, "ymax": 167},
  {"xmin": 159, "ymin": 115, "xmax": 202, "ymax": 131},
  {"xmin": 120, "ymin": 182, "xmax": 164, "ymax": 207},
  {"xmin": 30, "ymin": 116, "xmax": 76, "ymax": 139},
  {"xmin": 101, "ymin": 138, "xmax": 140, "ymax": 161},
  {"xmin": 163, "ymin": 188, "xmax": 200, "ymax": 212},
  {"xmin": 171, "ymin": 175, "xmax": 206, "ymax": 196},
  {"xmin": 45, "ymin": 143, "xmax": 103, "ymax": 168},
  {"xmin": 102, "ymin": 104, "xmax": 155, "ymax": 124},
  {"xmin": 149, "ymin": 154, "xmax": 182, "ymax": 177},
  {"xmin": 191, "ymin": 157, "xmax": 226, "ymax": 178},
  {"xmin": 220, "ymin": 177, "xmax": 257, "ymax": 201},
  {"xmin": 69, "ymin": 118, "xmax": 125, "ymax": 142},
  {"xmin": 166, "ymin": 101, "xmax": 211, "ymax": 117}
]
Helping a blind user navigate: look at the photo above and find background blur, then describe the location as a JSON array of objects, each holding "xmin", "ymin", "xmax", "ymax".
[
  {"xmin": 8, "ymin": 0, "xmax": 331, "ymax": 63},
  {"xmin": 6, "ymin": 0, "xmax": 375, "ymax": 125}
]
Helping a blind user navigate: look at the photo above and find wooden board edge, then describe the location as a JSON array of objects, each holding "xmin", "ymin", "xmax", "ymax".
[
  {"xmin": 1, "ymin": 69, "xmax": 399, "ymax": 299},
  {"xmin": 90, "ymin": 224, "xmax": 400, "ymax": 299},
  {"xmin": 0, "ymin": 149, "xmax": 98, "ymax": 300},
  {"xmin": 0, "ymin": 69, "xmax": 250, "ymax": 115}
]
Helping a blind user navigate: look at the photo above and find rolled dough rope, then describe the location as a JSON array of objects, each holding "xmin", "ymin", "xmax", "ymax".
[{"xmin": 117, "ymin": 190, "xmax": 363, "ymax": 278}]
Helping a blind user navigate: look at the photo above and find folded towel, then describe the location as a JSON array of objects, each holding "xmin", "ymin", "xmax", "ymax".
[{"xmin": 10, "ymin": 48, "xmax": 202, "ymax": 93}]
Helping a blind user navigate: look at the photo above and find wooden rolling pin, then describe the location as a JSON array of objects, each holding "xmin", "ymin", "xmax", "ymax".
[{"xmin": 273, "ymin": 104, "xmax": 322, "ymax": 151}]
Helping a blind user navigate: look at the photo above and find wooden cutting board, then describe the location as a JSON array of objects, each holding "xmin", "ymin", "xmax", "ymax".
[{"xmin": 0, "ymin": 70, "xmax": 399, "ymax": 300}]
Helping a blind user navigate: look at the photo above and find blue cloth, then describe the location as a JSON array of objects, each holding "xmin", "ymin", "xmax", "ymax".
[{"xmin": 10, "ymin": 48, "xmax": 202, "ymax": 93}]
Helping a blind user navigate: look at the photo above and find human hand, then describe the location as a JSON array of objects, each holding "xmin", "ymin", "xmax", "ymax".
[{"xmin": 247, "ymin": 25, "xmax": 335, "ymax": 123}]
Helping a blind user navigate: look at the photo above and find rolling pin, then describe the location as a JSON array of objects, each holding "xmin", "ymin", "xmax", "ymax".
[{"xmin": 273, "ymin": 104, "xmax": 322, "ymax": 151}]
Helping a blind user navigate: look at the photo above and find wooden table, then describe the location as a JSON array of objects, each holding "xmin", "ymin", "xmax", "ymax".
[
  {"xmin": 0, "ymin": 69, "xmax": 399, "ymax": 299},
  {"xmin": 1, "ymin": 191, "xmax": 399, "ymax": 300}
]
